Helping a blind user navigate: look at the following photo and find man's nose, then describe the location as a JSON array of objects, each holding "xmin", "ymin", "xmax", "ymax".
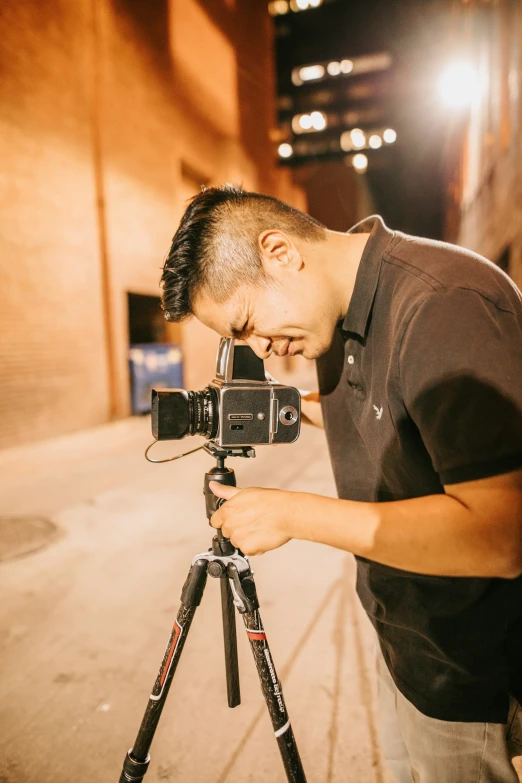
[{"xmin": 245, "ymin": 335, "xmax": 272, "ymax": 359}]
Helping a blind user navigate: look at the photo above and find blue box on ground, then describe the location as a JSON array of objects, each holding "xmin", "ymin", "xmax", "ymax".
[{"xmin": 129, "ymin": 343, "xmax": 183, "ymax": 414}]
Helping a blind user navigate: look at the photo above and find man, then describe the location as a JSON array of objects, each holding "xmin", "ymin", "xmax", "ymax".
[{"xmin": 161, "ymin": 183, "xmax": 522, "ymax": 782}]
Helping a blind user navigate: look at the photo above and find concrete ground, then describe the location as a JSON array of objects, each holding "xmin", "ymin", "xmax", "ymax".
[
  {"xmin": 0, "ymin": 417, "xmax": 389, "ymax": 783},
  {"xmin": 1, "ymin": 417, "xmax": 520, "ymax": 783}
]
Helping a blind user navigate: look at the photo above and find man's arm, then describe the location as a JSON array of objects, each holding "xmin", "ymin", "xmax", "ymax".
[
  {"xmin": 290, "ymin": 468, "xmax": 522, "ymax": 578},
  {"xmin": 300, "ymin": 391, "xmax": 324, "ymax": 429},
  {"xmin": 209, "ymin": 469, "xmax": 522, "ymax": 578}
]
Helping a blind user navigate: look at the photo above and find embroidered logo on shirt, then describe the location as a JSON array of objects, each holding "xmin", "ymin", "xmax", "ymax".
[{"xmin": 373, "ymin": 405, "xmax": 383, "ymax": 420}]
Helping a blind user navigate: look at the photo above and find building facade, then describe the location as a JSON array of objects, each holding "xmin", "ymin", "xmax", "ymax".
[
  {"xmin": 445, "ymin": 0, "xmax": 522, "ymax": 290},
  {"xmin": 0, "ymin": 0, "xmax": 305, "ymax": 448}
]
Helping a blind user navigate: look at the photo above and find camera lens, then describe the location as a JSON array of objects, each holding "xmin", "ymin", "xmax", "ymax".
[
  {"xmin": 151, "ymin": 387, "xmax": 219, "ymax": 441},
  {"xmin": 187, "ymin": 387, "xmax": 219, "ymax": 439}
]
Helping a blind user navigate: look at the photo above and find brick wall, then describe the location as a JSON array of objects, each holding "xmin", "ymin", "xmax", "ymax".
[
  {"xmin": 0, "ymin": 0, "xmax": 305, "ymax": 448},
  {"xmin": 0, "ymin": 1, "xmax": 111, "ymax": 448}
]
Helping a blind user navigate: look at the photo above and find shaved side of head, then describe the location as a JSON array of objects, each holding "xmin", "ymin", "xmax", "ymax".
[{"xmin": 160, "ymin": 184, "xmax": 326, "ymax": 322}]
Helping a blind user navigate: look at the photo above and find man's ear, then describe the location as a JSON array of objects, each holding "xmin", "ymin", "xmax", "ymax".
[{"xmin": 258, "ymin": 230, "xmax": 304, "ymax": 273}]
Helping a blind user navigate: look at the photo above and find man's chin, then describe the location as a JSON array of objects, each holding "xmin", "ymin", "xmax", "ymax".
[
  {"xmin": 302, "ymin": 346, "xmax": 327, "ymax": 360},
  {"xmin": 307, "ymin": 337, "xmax": 337, "ymax": 360},
  {"xmin": 289, "ymin": 335, "xmax": 333, "ymax": 360}
]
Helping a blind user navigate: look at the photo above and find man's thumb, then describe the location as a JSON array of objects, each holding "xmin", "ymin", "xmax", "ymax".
[{"xmin": 209, "ymin": 481, "xmax": 241, "ymax": 500}]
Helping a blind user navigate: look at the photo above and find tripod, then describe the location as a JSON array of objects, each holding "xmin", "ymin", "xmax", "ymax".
[{"xmin": 118, "ymin": 441, "xmax": 307, "ymax": 783}]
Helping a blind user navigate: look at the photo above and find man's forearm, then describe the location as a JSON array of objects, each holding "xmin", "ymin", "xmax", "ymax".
[
  {"xmin": 288, "ymin": 490, "xmax": 522, "ymax": 578},
  {"xmin": 300, "ymin": 391, "xmax": 324, "ymax": 429}
]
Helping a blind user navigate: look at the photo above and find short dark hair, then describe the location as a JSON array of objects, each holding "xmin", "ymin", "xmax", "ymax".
[{"xmin": 160, "ymin": 184, "xmax": 326, "ymax": 322}]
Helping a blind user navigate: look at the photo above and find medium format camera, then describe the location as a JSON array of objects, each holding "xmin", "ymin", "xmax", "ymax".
[{"xmin": 151, "ymin": 338, "xmax": 301, "ymax": 447}]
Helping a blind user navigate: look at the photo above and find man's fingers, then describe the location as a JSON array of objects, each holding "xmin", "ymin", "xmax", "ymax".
[
  {"xmin": 209, "ymin": 481, "xmax": 241, "ymax": 500},
  {"xmin": 208, "ymin": 481, "xmax": 241, "ymax": 529}
]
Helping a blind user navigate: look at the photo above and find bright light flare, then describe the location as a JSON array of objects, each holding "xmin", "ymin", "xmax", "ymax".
[
  {"xmin": 268, "ymin": 0, "xmax": 289, "ymax": 15},
  {"xmin": 350, "ymin": 128, "xmax": 366, "ymax": 149},
  {"xmin": 369, "ymin": 134, "xmax": 382, "ymax": 149},
  {"xmin": 383, "ymin": 128, "xmax": 397, "ymax": 144},
  {"xmin": 290, "ymin": 0, "xmax": 322, "ymax": 10},
  {"xmin": 310, "ymin": 111, "xmax": 326, "ymax": 130},
  {"xmin": 293, "ymin": 111, "xmax": 327, "ymax": 133},
  {"xmin": 278, "ymin": 143, "xmax": 293, "ymax": 158},
  {"xmin": 352, "ymin": 153, "xmax": 368, "ymax": 173},
  {"xmin": 438, "ymin": 63, "xmax": 481, "ymax": 108},
  {"xmin": 298, "ymin": 64, "xmax": 325, "ymax": 82},
  {"xmin": 340, "ymin": 131, "xmax": 352, "ymax": 152}
]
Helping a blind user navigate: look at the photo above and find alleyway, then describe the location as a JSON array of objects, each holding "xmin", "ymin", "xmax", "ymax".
[{"xmin": 0, "ymin": 418, "xmax": 390, "ymax": 783}]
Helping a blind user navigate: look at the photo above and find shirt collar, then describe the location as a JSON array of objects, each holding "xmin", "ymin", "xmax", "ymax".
[{"xmin": 341, "ymin": 215, "xmax": 395, "ymax": 338}]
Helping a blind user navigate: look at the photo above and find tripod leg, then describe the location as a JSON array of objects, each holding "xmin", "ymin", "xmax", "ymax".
[
  {"xmin": 242, "ymin": 609, "xmax": 307, "ymax": 783},
  {"xmin": 220, "ymin": 575, "xmax": 241, "ymax": 707},
  {"xmin": 119, "ymin": 559, "xmax": 208, "ymax": 783}
]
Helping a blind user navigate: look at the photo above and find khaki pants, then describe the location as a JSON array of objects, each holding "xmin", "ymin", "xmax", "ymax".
[{"xmin": 376, "ymin": 646, "xmax": 522, "ymax": 783}]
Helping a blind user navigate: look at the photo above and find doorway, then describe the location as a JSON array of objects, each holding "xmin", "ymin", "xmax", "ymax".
[
  {"xmin": 127, "ymin": 293, "xmax": 183, "ymax": 414},
  {"xmin": 128, "ymin": 293, "xmax": 165, "ymax": 344}
]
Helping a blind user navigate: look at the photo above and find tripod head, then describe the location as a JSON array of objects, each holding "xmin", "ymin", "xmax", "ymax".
[{"xmin": 202, "ymin": 440, "xmax": 256, "ymax": 554}]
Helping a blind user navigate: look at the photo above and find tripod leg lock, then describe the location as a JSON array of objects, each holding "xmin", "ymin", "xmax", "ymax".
[
  {"xmin": 228, "ymin": 564, "xmax": 259, "ymax": 613},
  {"xmin": 119, "ymin": 749, "xmax": 150, "ymax": 782},
  {"xmin": 180, "ymin": 560, "xmax": 208, "ymax": 607}
]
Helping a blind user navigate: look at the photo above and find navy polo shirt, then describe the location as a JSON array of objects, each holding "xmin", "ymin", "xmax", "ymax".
[{"xmin": 316, "ymin": 215, "xmax": 522, "ymax": 722}]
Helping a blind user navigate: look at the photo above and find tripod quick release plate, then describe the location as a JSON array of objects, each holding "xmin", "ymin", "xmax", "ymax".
[{"xmin": 203, "ymin": 441, "xmax": 256, "ymax": 460}]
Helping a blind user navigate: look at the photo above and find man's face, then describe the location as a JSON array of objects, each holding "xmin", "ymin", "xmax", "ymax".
[{"xmin": 193, "ymin": 260, "xmax": 338, "ymax": 361}]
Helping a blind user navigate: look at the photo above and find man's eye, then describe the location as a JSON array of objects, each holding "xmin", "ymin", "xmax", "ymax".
[{"xmin": 230, "ymin": 322, "xmax": 248, "ymax": 340}]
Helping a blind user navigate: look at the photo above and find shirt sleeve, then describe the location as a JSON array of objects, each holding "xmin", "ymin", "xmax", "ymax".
[{"xmin": 399, "ymin": 287, "xmax": 522, "ymax": 484}]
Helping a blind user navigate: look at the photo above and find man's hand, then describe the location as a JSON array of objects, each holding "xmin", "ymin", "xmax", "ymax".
[{"xmin": 208, "ymin": 481, "xmax": 295, "ymax": 555}]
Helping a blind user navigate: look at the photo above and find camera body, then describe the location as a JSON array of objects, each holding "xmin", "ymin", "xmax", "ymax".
[{"xmin": 152, "ymin": 338, "xmax": 301, "ymax": 447}]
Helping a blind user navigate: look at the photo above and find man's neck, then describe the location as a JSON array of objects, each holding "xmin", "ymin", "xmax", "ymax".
[{"xmin": 322, "ymin": 229, "xmax": 371, "ymax": 322}]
